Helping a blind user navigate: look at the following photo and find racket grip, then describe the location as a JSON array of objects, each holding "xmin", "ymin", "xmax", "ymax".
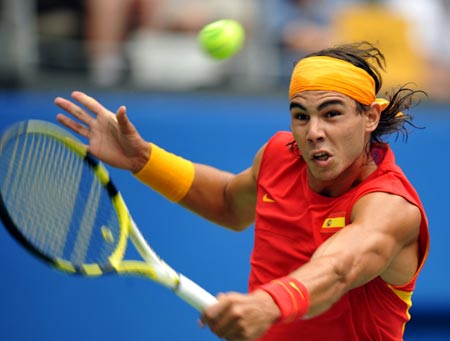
[{"xmin": 175, "ymin": 274, "xmax": 218, "ymax": 312}]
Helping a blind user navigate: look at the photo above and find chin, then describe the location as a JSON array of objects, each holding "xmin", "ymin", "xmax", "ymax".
[{"xmin": 308, "ymin": 169, "xmax": 338, "ymax": 183}]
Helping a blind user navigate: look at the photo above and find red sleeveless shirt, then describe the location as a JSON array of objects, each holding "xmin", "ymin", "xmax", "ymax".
[{"xmin": 250, "ymin": 132, "xmax": 429, "ymax": 341}]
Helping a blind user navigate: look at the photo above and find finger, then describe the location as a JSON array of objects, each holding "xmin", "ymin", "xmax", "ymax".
[
  {"xmin": 211, "ymin": 303, "xmax": 246, "ymax": 341},
  {"xmin": 216, "ymin": 317, "xmax": 242, "ymax": 341},
  {"xmin": 198, "ymin": 319, "xmax": 206, "ymax": 329},
  {"xmin": 215, "ymin": 322, "xmax": 244, "ymax": 341},
  {"xmin": 56, "ymin": 113, "xmax": 90, "ymax": 138},
  {"xmin": 202, "ymin": 294, "xmax": 229, "ymax": 322},
  {"xmin": 116, "ymin": 106, "xmax": 128, "ymax": 126},
  {"xmin": 72, "ymin": 91, "xmax": 106, "ymax": 116},
  {"xmin": 202, "ymin": 299, "xmax": 236, "ymax": 338},
  {"xmin": 54, "ymin": 97, "xmax": 94, "ymax": 125},
  {"xmin": 116, "ymin": 106, "xmax": 139, "ymax": 136}
]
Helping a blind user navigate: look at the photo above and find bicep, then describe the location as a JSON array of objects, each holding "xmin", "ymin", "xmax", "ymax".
[
  {"xmin": 290, "ymin": 192, "xmax": 421, "ymax": 317},
  {"xmin": 312, "ymin": 192, "xmax": 421, "ymax": 288}
]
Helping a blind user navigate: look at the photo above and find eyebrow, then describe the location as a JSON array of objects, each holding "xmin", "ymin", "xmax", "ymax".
[{"xmin": 290, "ymin": 99, "xmax": 346, "ymax": 112}]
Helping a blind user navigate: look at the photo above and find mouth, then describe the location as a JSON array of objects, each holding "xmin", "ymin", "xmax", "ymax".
[{"xmin": 312, "ymin": 151, "xmax": 331, "ymax": 162}]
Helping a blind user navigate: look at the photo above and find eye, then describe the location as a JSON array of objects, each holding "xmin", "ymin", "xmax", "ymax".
[
  {"xmin": 293, "ymin": 112, "xmax": 309, "ymax": 121},
  {"xmin": 325, "ymin": 110, "xmax": 341, "ymax": 118}
]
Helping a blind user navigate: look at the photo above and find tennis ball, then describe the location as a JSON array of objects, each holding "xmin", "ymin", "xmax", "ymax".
[{"xmin": 198, "ymin": 19, "xmax": 245, "ymax": 60}]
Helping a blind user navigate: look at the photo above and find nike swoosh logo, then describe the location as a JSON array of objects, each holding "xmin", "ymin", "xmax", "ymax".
[{"xmin": 262, "ymin": 193, "xmax": 276, "ymax": 203}]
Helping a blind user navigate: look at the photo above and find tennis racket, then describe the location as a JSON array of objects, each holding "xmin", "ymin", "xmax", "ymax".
[{"xmin": 0, "ymin": 119, "xmax": 217, "ymax": 311}]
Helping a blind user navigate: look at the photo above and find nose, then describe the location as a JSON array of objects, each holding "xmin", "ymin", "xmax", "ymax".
[{"xmin": 306, "ymin": 117, "xmax": 325, "ymax": 144}]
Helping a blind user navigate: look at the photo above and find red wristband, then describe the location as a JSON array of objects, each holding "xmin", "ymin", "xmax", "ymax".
[{"xmin": 259, "ymin": 277, "xmax": 310, "ymax": 323}]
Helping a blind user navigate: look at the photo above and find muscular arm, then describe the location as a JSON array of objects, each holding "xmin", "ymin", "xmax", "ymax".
[
  {"xmin": 179, "ymin": 145, "xmax": 264, "ymax": 231},
  {"xmin": 285, "ymin": 191, "xmax": 421, "ymax": 317},
  {"xmin": 203, "ymin": 192, "xmax": 422, "ymax": 340},
  {"xmin": 54, "ymin": 91, "xmax": 263, "ymax": 232}
]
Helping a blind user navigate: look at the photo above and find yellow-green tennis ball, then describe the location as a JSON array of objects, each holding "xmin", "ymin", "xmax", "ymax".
[{"xmin": 198, "ymin": 19, "xmax": 245, "ymax": 60}]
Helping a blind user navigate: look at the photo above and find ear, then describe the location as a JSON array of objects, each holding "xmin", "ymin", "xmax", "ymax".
[{"xmin": 365, "ymin": 102, "xmax": 381, "ymax": 133}]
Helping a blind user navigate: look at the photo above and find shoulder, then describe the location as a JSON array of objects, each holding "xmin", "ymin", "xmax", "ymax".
[
  {"xmin": 262, "ymin": 131, "xmax": 296, "ymax": 157},
  {"xmin": 252, "ymin": 131, "xmax": 300, "ymax": 182},
  {"xmin": 353, "ymin": 143, "xmax": 423, "ymax": 207},
  {"xmin": 351, "ymin": 192, "xmax": 421, "ymax": 235},
  {"xmin": 268, "ymin": 131, "xmax": 294, "ymax": 146}
]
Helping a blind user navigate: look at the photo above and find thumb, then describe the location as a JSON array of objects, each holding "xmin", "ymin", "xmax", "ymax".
[
  {"xmin": 116, "ymin": 106, "xmax": 136, "ymax": 134},
  {"xmin": 116, "ymin": 105, "xmax": 128, "ymax": 125}
]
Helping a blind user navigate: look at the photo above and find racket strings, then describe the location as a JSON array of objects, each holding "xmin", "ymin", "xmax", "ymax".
[
  {"xmin": 2, "ymin": 134, "xmax": 79, "ymax": 257},
  {"xmin": 24, "ymin": 135, "xmax": 72, "ymax": 255},
  {"xmin": 70, "ymin": 177, "xmax": 102, "ymax": 264},
  {"xmin": 0, "ymin": 132, "xmax": 121, "ymax": 266}
]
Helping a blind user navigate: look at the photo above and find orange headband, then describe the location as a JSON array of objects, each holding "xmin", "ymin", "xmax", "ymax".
[{"xmin": 289, "ymin": 56, "xmax": 389, "ymax": 111}]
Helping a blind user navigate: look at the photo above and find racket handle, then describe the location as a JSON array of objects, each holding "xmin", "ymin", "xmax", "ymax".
[{"xmin": 175, "ymin": 274, "xmax": 218, "ymax": 312}]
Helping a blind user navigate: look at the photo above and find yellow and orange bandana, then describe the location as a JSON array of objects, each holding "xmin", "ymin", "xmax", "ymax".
[{"xmin": 289, "ymin": 56, "xmax": 389, "ymax": 111}]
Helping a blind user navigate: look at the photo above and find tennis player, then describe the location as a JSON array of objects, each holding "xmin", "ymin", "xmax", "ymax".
[{"xmin": 55, "ymin": 41, "xmax": 429, "ymax": 341}]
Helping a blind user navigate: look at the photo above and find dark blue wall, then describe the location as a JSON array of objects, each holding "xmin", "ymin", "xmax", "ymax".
[{"xmin": 0, "ymin": 91, "xmax": 448, "ymax": 340}]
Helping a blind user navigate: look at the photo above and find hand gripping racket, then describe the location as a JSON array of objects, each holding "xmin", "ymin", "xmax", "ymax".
[{"xmin": 0, "ymin": 120, "xmax": 217, "ymax": 311}]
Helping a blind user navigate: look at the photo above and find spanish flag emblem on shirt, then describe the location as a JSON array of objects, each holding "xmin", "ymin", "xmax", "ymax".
[{"xmin": 321, "ymin": 212, "xmax": 346, "ymax": 232}]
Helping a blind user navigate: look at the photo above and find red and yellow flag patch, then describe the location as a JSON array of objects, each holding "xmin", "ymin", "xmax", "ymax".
[{"xmin": 321, "ymin": 212, "xmax": 346, "ymax": 232}]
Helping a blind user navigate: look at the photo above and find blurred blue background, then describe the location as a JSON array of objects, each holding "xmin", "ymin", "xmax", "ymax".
[{"xmin": 0, "ymin": 91, "xmax": 449, "ymax": 340}]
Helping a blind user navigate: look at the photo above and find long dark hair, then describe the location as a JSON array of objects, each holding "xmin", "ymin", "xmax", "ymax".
[{"xmin": 303, "ymin": 41, "xmax": 426, "ymax": 143}]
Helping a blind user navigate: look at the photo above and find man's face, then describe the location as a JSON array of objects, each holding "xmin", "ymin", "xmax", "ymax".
[{"xmin": 290, "ymin": 90, "xmax": 375, "ymax": 194}]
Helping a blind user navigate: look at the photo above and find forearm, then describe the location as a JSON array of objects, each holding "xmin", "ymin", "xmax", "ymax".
[
  {"xmin": 180, "ymin": 164, "xmax": 256, "ymax": 230},
  {"xmin": 256, "ymin": 254, "xmax": 350, "ymax": 323},
  {"xmin": 264, "ymin": 239, "xmax": 393, "ymax": 320},
  {"xmin": 289, "ymin": 255, "xmax": 352, "ymax": 318},
  {"xmin": 133, "ymin": 143, "xmax": 256, "ymax": 231}
]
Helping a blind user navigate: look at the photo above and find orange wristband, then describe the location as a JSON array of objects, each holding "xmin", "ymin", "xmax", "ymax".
[
  {"xmin": 133, "ymin": 143, "xmax": 195, "ymax": 202},
  {"xmin": 259, "ymin": 277, "xmax": 310, "ymax": 323}
]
